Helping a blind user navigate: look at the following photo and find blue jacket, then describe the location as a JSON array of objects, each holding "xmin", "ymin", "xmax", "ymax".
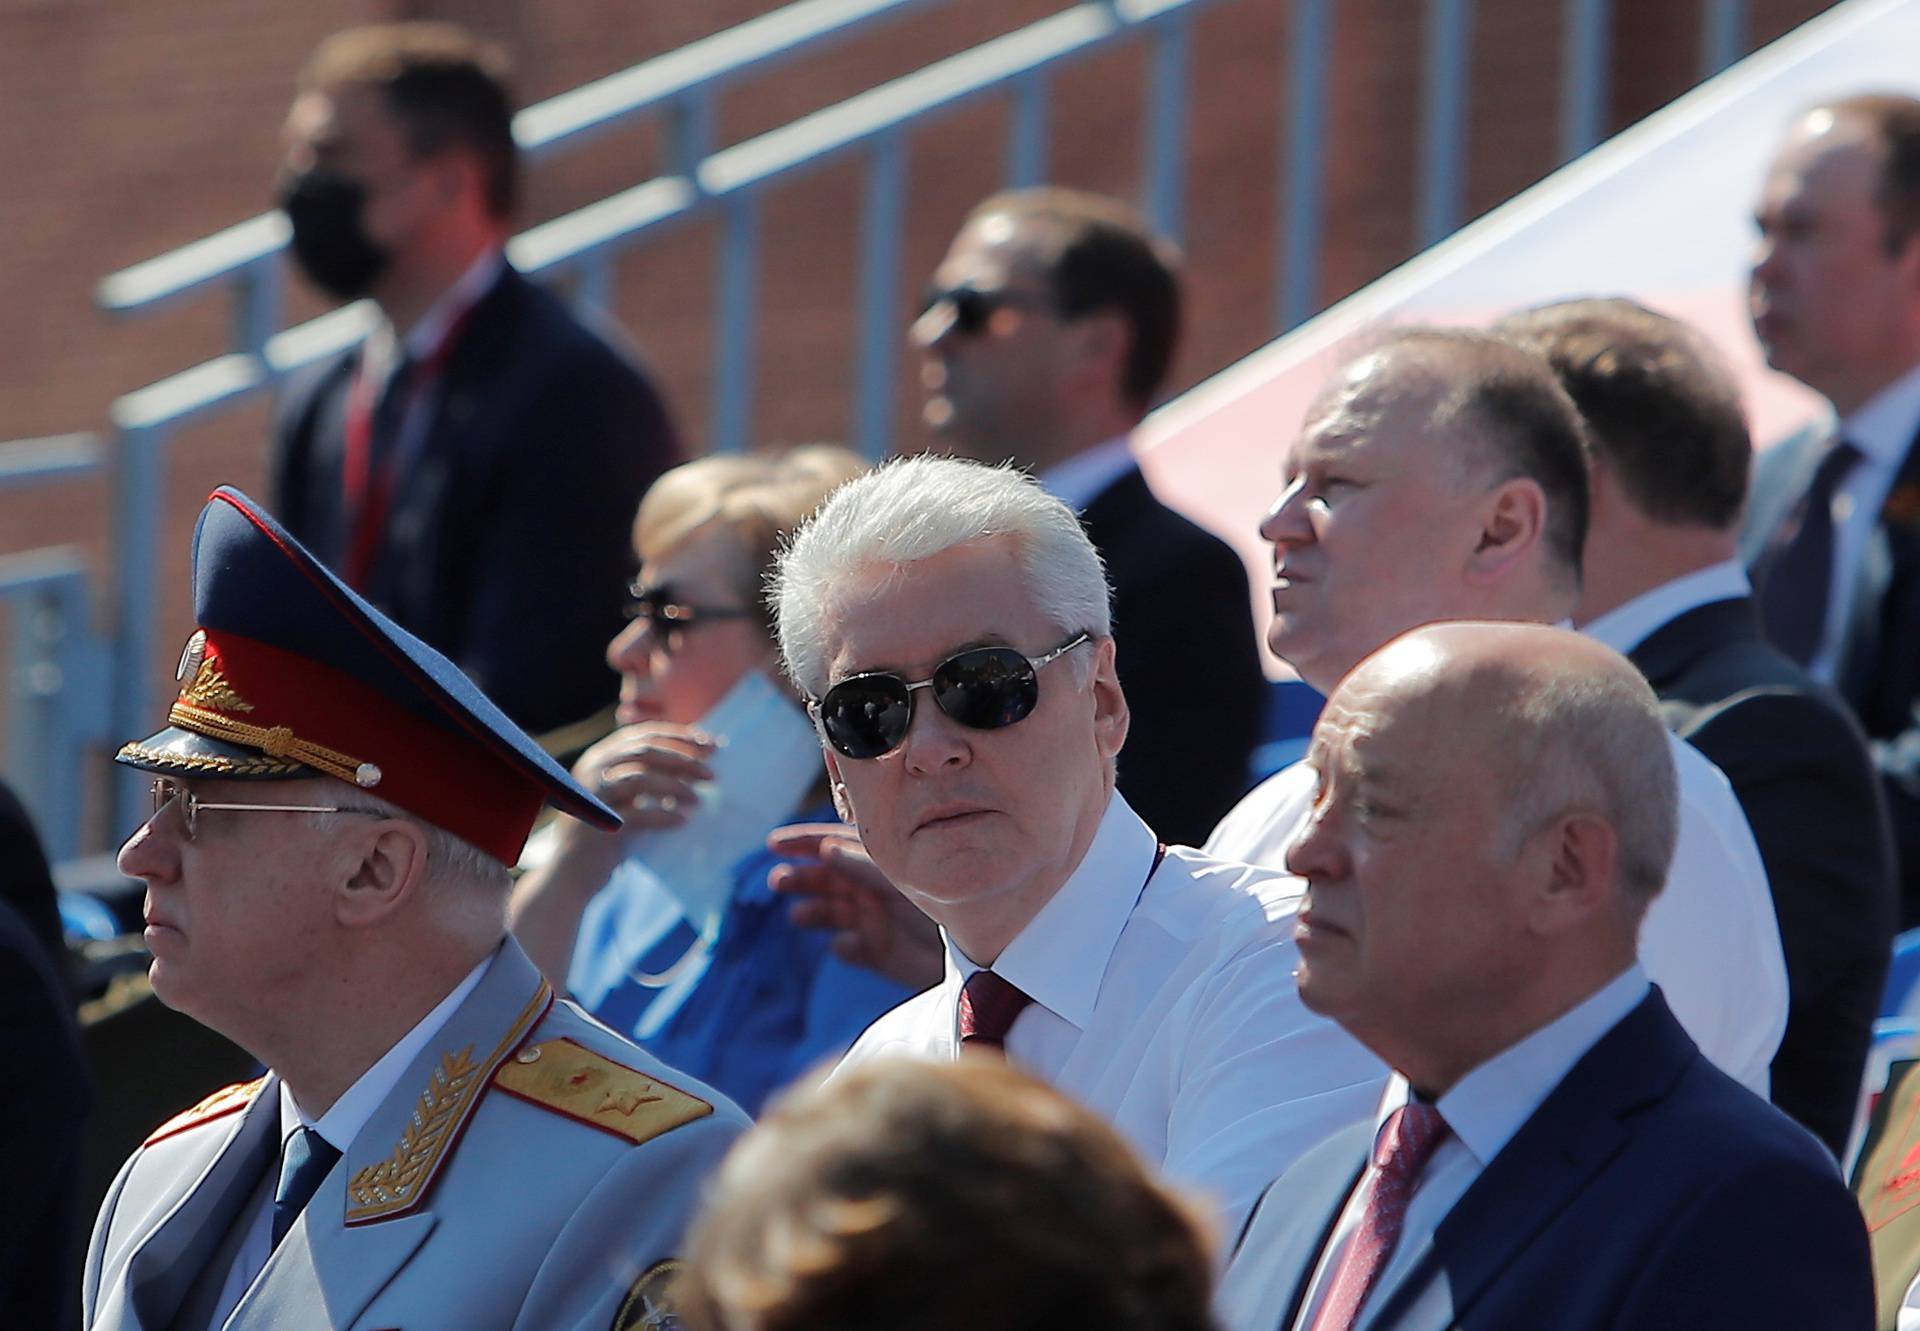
[{"xmin": 570, "ymin": 810, "xmax": 914, "ymax": 1114}]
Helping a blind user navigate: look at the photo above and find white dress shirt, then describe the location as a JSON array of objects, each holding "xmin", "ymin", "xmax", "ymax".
[
  {"xmin": 1579, "ymin": 559, "xmax": 1751, "ymax": 655},
  {"xmin": 1809, "ymin": 362, "xmax": 1920, "ymax": 682},
  {"xmin": 835, "ymin": 793, "xmax": 1387, "ymax": 1240},
  {"xmin": 1279, "ymin": 966, "xmax": 1653, "ymax": 1331},
  {"xmin": 206, "ymin": 953, "xmax": 492, "ymax": 1327},
  {"xmin": 1206, "ymin": 741, "xmax": 1785, "ymax": 1097},
  {"xmin": 1036, "ymin": 434, "xmax": 1139, "ymax": 510}
]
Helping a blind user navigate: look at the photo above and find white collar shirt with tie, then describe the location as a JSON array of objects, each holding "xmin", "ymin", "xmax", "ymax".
[
  {"xmin": 203, "ymin": 952, "xmax": 491, "ymax": 1329},
  {"xmin": 833, "ymin": 791, "xmax": 1386, "ymax": 1243},
  {"xmin": 1811, "ymin": 360, "xmax": 1920, "ymax": 682},
  {"xmin": 1285, "ymin": 965, "xmax": 1652, "ymax": 1331}
]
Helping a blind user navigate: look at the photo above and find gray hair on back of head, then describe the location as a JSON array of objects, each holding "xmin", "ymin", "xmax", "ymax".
[
  {"xmin": 771, "ymin": 455, "xmax": 1112, "ymax": 697},
  {"xmin": 1496, "ymin": 662, "xmax": 1678, "ymax": 913}
]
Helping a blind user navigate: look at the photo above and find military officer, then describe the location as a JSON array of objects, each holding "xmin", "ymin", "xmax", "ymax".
[{"xmin": 84, "ymin": 486, "xmax": 747, "ymax": 1331}]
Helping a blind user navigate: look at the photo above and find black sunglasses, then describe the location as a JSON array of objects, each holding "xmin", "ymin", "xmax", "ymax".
[
  {"xmin": 918, "ymin": 283, "xmax": 1050, "ymax": 337},
  {"xmin": 625, "ymin": 581, "xmax": 756, "ymax": 630},
  {"xmin": 810, "ymin": 632, "xmax": 1090, "ymax": 760}
]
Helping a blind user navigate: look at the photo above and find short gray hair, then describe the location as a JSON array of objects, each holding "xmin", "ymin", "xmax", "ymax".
[
  {"xmin": 772, "ymin": 455, "xmax": 1112, "ymax": 696},
  {"xmin": 1495, "ymin": 665, "xmax": 1678, "ymax": 911},
  {"xmin": 314, "ymin": 788, "xmax": 511, "ymax": 896}
]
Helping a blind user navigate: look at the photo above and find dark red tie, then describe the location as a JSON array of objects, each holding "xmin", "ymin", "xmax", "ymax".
[
  {"xmin": 1307, "ymin": 1102, "xmax": 1450, "ymax": 1331},
  {"xmin": 958, "ymin": 970, "xmax": 1033, "ymax": 1050}
]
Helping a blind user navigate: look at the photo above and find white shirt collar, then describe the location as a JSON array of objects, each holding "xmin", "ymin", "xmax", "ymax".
[
  {"xmin": 278, "ymin": 950, "xmax": 494, "ymax": 1152},
  {"xmin": 1842, "ymin": 361, "xmax": 1920, "ymax": 471},
  {"xmin": 363, "ymin": 247, "xmax": 505, "ymax": 380},
  {"xmin": 941, "ymin": 791, "xmax": 1155, "ymax": 1031},
  {"xmin": 1579, "ymin": 560, "xmax": 1751, "ymax": 655},
  {"xmin": 1374, "ymin": 964, "xmax": 1650, "ymax": 1168},
  {"xmin": 1037, "ymin": 435, "xmax": 1139, "ymax": 511}
]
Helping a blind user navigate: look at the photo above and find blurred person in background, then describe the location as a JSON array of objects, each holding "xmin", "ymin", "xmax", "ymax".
[
  {"xmin": 0, "ymin": 778, "xmax": 88, "ymax": 1330},
  {"xmin": 1745, "ymin": 93, "xmax": 1920, "ymax": 926},
  {"xmin": 511, "ymin": 446, "xmax": 914, "ymax": 1115},
  {"xmin": 269, "ymin": 22, "xmax": 678, "ymax": 736},
  {"xmin": 913, "ymin": 187, "xmax": 1265, "ymax": 844},
  {"xmin": 677, "ymin": 1057, "xmax": 1221, "ymax": 1331},
  {"xmin": 1500, "ymin": 296, "xmax": 1896, "ymax": 1159}
]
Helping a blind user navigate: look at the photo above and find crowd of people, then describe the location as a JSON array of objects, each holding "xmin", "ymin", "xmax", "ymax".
[{"xmin": 14, "ymin": 15, "xmax": 1920, "ymax": 1331}]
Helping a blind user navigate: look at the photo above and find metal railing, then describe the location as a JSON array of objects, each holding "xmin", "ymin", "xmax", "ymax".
[{"xmin": 49, "ymin": 0, "xmax": 1770, "ymax": 848}]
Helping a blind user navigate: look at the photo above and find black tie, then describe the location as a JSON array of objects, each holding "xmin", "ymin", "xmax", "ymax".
[
  {"xmin": 271, "ymin": 1126, "xmax": 341, "ymax": 1248},
  {"xmin": 1755, "ymin": 438, "xmax": 1862, "ymax": 666}
]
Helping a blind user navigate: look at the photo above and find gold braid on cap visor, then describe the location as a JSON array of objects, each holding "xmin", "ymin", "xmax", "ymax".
[{"xmin": 166, "ymin": 699, "xmax": 383, "ymax": 788}]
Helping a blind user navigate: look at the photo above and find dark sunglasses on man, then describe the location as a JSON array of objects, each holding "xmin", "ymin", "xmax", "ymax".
[
  {"xmin": 808, "ymin": 632, "xmax": 1089, "ymax": 760},
  {"xmin": 918, "ymin": 283, "xmax": 1052, "ymax": 338}
]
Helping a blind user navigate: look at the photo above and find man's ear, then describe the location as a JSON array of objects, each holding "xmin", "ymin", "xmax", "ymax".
[
  {"xmin": 1525, "ymin": 811, "xmax": 1618, "ymax": 936},
  {"xmin": 336, "ymin": 817, "xmax": 432, "ymax": 929},
  {"xmin": 1466, "ymin": 477, "xmax": 1548, "ymax": 585},
  {"xmin": 1088, "ymin": 635, "xmax": 1130, "ymax": 764},
  {"xmin": 1069, "ymin": 309, "xmax": 1132, "ymax": 393}
]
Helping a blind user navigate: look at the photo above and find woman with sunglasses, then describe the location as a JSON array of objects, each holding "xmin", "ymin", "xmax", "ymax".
[{"xmin": 510, "ymin": 446, "xmax": 914, "ymax": 1114}]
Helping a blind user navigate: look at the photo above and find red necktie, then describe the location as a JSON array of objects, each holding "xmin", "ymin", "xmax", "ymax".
[
  {"xmin": 1307, "ymin": 1102, "xmax": 1450, "ymax": 1331},
  {"xmin": 958, "ymin": 970, "xmax": 1033, "ymax": 1050}
]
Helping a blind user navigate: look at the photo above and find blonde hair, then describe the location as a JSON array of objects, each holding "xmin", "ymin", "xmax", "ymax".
[{"xmin": 634, "ymin": 445, "xmax": 868, "ymax": 639}]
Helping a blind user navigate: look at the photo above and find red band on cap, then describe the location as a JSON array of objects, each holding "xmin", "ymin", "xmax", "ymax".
[{"xmin": 185, "ymin": 631, "xmax": 541, "ymax": 864}]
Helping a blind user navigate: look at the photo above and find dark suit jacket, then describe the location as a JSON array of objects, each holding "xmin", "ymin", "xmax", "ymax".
[
  {"xmin": 1626, "ymin": 594, "xmax": 1895, "ymax": 1158},
  {"xmin": 269, "ymin": 264, "xmax": 679, "ymax": 736},
  {"xmin": 1216, "ymin": 990, "xmax": 1872, "ymax": 1331},
  {"xmin": 1080, "ymin": 467, "xmax": 1265, "ymax": 845},
  {"xmin": 1, "ymin": 896, "xmax": 89, "ymax": 1331},
  {"xmin": 1744, "ymin": 422, "xmax": 1920, "ymax": 927}
]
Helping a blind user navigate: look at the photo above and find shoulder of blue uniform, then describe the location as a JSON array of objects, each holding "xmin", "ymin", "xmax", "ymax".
[
  {"xmin": 340, "ymin": 992, "xmax": 739, "ymax": 1227},
  {"xmin": 143, "ymin": 1076, "xmax": 268, "ymax": 1147}
]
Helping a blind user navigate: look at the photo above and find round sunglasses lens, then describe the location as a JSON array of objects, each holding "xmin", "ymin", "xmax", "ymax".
[
  {"xmin": 933, "ymin": 649, "xmax": 1038, "ymax": 730},
  {"xmin": 821, "ymin": 678, "xmax": 913, "ymax": 759}
]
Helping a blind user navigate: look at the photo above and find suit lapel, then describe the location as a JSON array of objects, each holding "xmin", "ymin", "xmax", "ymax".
[
  {"xmin": 1218, "ymin": 1122, "xmax": 1370, "ymax": 1331},
  {"xmin": 1624, "ymin": 597, "xmax": 1759, "ymax": 693},
  {"xmin": 1389, "ymin": 992, "xmax": 1694, "ymax": 1324},
  {"xmin": 1741, "ymin": 424, "xmax": 1831, "ymax": 567},
  {"xmin": 107, "ymin": 1078, "xmax": 278, "ymax": 1331}
]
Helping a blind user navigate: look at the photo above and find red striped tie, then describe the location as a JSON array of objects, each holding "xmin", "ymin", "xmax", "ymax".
[
  {"xmin": 1307, "ymin": 1102, "xmax": 1449, "ymax": 1331},
  {"xmin": 958, "ymin": 970, "xmax": 1033, "ymax": 1050}
]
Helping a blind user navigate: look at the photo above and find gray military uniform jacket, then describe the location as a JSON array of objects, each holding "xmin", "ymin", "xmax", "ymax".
[{"xmin": 82, "ymin": 939, "xmax": 748, "ymax": 1331}]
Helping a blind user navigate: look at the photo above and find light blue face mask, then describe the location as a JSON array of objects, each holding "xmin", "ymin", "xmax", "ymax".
[
  {"xmin": 611, "ymin": 668, "xmax": 823, "ymax": 1038},
  {"xmin": 634, "ymin": 667, "xmax": 823, "ymax": 941}
]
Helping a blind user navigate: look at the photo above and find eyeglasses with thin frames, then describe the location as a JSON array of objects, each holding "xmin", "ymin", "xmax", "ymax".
[
  {"xmin": 624, "ymin": 580, "xmax": 756, "ymax": 653},
  {"xmin": 148, "ymin": 777, "xmax": 376, "ymax": 842}
]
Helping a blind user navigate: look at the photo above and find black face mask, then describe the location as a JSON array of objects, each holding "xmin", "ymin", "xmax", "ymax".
[{"xmin": 277, "ymin": 167, "xmax": 390, "ymax": 300}]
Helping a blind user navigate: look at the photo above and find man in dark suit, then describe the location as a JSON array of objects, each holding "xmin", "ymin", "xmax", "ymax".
[
  {"xmin": 1501, "ymin": 297, "xmax": 1896, "ymax": 1159},
  {"xmin": 1744, "ymin": 93, "xmax": 1920, "ymax": 926},
  {"xmin": 1215, "ymin": 622, "xmax": 1872, "ymax": 1331},
  {"xmin": 268, "ymin": 23, "xmax": 678, "ymax": 737},
  {"xmin": 912, "ymin": 188, "xmax": 1265, "ymax": 844}
]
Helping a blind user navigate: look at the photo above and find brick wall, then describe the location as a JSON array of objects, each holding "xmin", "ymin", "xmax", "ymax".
[{"xmin": 0, "ymin": 0, "xmax": 1835, "ymax": 847}]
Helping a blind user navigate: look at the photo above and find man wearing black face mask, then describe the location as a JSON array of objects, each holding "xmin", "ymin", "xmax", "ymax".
[{"xmin": 268, "ymin": 22, "xmax": 679, "ymax": 738}]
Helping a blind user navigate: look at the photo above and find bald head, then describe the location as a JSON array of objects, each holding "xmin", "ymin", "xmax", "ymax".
[
  {"xmin": 1352, "ymin": 623, "xmax": 1678, "ymax": 906},
  {"xmin": 1286, "ymin": 622, "xmax": 1677, "ymax": 1090}
]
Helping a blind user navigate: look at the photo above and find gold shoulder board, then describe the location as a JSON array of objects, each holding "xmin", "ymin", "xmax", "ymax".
[
  {"xmin": 494, "ymin": 1038, "xmax": 712, "ymax": 1147},
  {"xmin": 144, "ymin": 1076, "xmax": 267, "ymax": 1147}
]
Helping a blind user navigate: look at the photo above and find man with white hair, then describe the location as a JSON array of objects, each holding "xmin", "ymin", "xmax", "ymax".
[
  {"xmin": 1208, "ymin": 327, "xmax": 1787, "ymax": 1094},
  {"xmin": 771, "ymin": 454, "xmax": 1384, "ymax": 1240},
  {"xmin": 1216, "ymin": 623, "xmax": 1870, "ymax": 1331}
]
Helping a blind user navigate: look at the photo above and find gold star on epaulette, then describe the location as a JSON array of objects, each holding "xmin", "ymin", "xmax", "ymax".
[{"xmin": 493, "ymin": 1039, "xmax": 712, "ymax": 1147}]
